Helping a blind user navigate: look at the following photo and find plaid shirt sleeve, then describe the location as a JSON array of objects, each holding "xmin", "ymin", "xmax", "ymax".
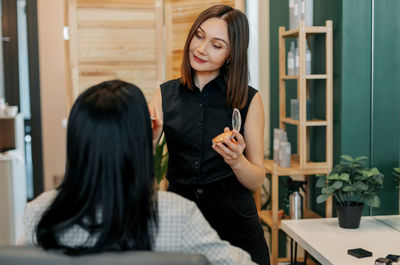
[
  {"xmin": 22, "ymin": 190, "xmax": 58, "ymax": 245},
  {"xmin": 156, "ymin": 191, "xmax": 257, "ymax": 265},
  {"xmin": 23, "ymin": 190, "xmax": 257, "ymax": 265}
]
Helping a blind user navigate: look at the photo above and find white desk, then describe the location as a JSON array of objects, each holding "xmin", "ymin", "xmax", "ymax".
[{"xmin": 281, "ymin": 215, "xmax": 400, "ymax": 265}]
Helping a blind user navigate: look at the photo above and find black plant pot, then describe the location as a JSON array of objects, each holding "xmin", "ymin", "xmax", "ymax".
[{"xmin": 336, "ymin": 202, "xmax": 364, "ymax": 229}]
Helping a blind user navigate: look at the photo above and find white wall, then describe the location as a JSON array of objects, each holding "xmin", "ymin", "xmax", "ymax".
[
  {"xmin": 0, "ymin": 12, "xmax": 5, "ymax": 99},
  {"xmin": 37, "ymin": 0, "xmax": 67, "ymax": 191},
  {"xmin": 246, "ymin": 0, "xmax": 270, "ymax": 157},
  {"xmin": 247, "ymin": 0, "xmax": 259, "ymax": 90}
]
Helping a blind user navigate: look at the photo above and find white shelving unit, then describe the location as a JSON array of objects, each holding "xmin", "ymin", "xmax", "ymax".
[{"xmin": 0, "ymin": 114, "xmax": 27, "ymax": 245}]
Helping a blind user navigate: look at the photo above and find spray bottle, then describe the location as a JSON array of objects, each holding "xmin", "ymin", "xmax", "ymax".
[{"xmin": 288, "ymin": 178, "xmax": 307, "ymax": 219}]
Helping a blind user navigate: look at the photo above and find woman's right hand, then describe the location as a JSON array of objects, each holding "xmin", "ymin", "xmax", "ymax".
[{"xmin": 148, "ymin": 104, "xmax": 163, "ymax": 143}]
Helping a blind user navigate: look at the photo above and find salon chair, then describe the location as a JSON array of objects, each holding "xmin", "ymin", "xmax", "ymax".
[{"xmin": 0, "ymin": 245, "xmax": 209, "ymax": 265}]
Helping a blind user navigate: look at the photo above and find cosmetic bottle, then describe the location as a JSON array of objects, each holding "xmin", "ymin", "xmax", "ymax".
[
  {"xmin": 287, "ymin": 42, "xmax": 296, "ymax": 76},
  {"xmin": 295, "ymin": 43, "xmax": 299, "ymax": 75},
  {"xmin": 273, "ymin": 128, "xmax": 282, "ymax": 164},
  {"xmin": 289, "ymin": 0, "xmax": 299, "ymax": 30},
  {"xmin": 306, "ymin": 40, "xmax": 312, "ymax": 75}
]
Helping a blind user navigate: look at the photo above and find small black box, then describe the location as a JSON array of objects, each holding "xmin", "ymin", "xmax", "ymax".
[
  {"xmin": 348, "ymin": 248, "xmax": 373, "ymax": 258},
  {"xmin": 386, "ymin": 254, "xmax": 400, "ymax": 262},
  {"xmin": 375, "ymin": 257, "xmax": 393, "ymax": 265}
]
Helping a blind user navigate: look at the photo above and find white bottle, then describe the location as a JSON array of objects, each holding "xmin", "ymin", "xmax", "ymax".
[
  {"xmin": 273, "ymin": 128, "xmax": 282, "ymax": 164},
  {"xmin": 306, "ymin": 40, "xmax": 311, "ymax": 75},
  {"xmin": 287, "ymin": 42, "xmax": 296, "ymax": 76},
  {"xmin": 306, "ymin": 0, "xmax": 313, "ymax": 27},
  {"xmin": 300, "ymin": 0, "xmax": 306, "ymax": 24},
  {"xmin": 289, "ymin": 0, "xmax": 299, "ymax": 30},
  {"xmin": 293, "ymin": 0, "xmax": 299, "ymax": 28},
  {"xmin": 279, "ymin": 140, "xmax": 291, "ymax": 168},
  {"xmin": 0, "ymin": 97, "xmax": 6, "ymax": 115},
  {"xmin": 295, "ymin": 43, "xmax": 299, "ymax": 75},
  {"xmin": 300, "ymin": 0, "xmax": 313, "ymax": 26}
]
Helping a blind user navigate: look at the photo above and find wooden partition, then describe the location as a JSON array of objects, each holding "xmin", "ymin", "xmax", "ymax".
[
  {"xmin": 66, "ymin": 0, "xmax": 243, "ymax": 106},
  {"xmin": 67, "ymin": 0, "xmax": 164, "ymax": 104},
  {"xmin": 164, "ymin": 0, "xmax": 241, "ymax": 79}
]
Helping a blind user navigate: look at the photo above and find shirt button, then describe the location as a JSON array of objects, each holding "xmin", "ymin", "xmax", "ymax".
[
  {"xmin": 199, "ymin": 103, "xmax": 203, "ymax": 108},
  {"xmin": 194, "ymin": 161, "xmax": 199, "ymax": 166},
  {"xmin": 196, "ymin": 188, "xmax": 204, "ymax": 194}
]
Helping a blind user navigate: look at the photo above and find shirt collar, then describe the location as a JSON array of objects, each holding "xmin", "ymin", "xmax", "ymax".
[
  {"xmin": 190, "ymin": 73, "xmax": 227, "ymax": 93},
  {"xmin": 214, "ymin": 74, "xmax": 227, "ymax": 93}
]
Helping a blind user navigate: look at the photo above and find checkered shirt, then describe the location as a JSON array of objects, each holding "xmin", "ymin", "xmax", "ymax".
[{"xmin": 23, "ymin": 190, "xmax": 257, "ymax": 265}]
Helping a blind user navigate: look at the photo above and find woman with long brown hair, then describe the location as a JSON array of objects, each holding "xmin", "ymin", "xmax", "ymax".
[{"xmin": 150, "ymin": 5, "xmax": 270, "ymax": 265}]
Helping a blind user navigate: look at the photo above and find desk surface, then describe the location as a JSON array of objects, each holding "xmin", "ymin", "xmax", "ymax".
[{"xmin": 281, "ymin": 215, "xmax": 400, "ymax": 265}]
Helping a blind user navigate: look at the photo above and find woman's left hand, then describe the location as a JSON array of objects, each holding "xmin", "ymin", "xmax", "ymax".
[{"xmin": 212, "ymin": 127, "xmax": 246, "ymax": 167}]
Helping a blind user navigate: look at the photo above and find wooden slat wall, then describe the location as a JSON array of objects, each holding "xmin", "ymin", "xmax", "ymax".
[
  {"xmin": 67, "ymin": 0, "xmax": 244, "ymax": 104},
  {"xmin": 165, "ymin": 0, "xmax": 243, "ymax": 79},
  {"xmin": 68, "ymin": 0, "xmax": 164, "ymax": 103}
]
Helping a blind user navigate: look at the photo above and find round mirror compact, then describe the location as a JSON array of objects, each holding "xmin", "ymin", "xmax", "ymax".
[
  {"xmin": 212, "ymin": 108, "xmax": 241, "ymax": 144},
  {"xmin": 232, "ymin": 108, "xmax": 241, "ymax": 132}
]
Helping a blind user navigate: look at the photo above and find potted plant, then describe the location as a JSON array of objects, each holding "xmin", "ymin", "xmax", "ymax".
[
  {"xmin": 316, "ymin": 155, "xmax": 384, "ymax": 229},
  {"xmin": 154, "ymin": 136, "xmax": 168, "ymax": 187},
  {"xmin": 393, "ymin": 168, "xmax": 400, "ymax": 188}
]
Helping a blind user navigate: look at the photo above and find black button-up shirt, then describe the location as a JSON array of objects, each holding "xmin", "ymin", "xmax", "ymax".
[{"xmin": 161, "ymin": 75, "xmax": 257, "ymax": 185}]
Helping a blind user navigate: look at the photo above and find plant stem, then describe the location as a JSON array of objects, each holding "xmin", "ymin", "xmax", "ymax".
[
  {"xmin": 356, "ymin": 193, "xmax": 363, "ymax": 206},
  {"xmin": 339, "ymin": 190, "xmax": 345, "ymax": 206},
  {"xmin": 334, "ymin": 193, "xmax": 344, "ymax": 206}
]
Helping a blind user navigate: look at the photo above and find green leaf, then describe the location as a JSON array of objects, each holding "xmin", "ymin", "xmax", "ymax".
[
  {"xmin": 358, "ymin": 171, "xmax": 370, "ymax": 180},
  {"xmin": 341, "ymin": 154, "xmax": 354, "ymax": 162},
  {"xmin": 317, "ymin": 194, "xmax": 331, "ymax": 203},
  {"xmin": 339, "ymin": 173, "xmax": 350, "ymax": 181},
  {"xmin": 362, "ymin": 168, "xmax": 381, "ymax": 179},
  {"xmin": 154, "ymin": 137, "xmax": 169, "ymax": 184},
  {"xmin": 327, "ymin": 173, "xmax": 340, "ymax": 180},
  {"xmin": 342, "ymin": 185, "xmax": 354, "ymax": 192},
  {"xmin": 316, "ymin": 177, "xmax": 327, "ymax": 188},
  {"xmin": 362, "ymin": 194, "xmax": 381, "ymax": 207},
  {"xmin": 353, "ymin": 181, "xmax": 369, "ymax": 191},
  {"xmin": 322, "ymin": 186, "xmax": 336, "ymax": 194},
  {"xmin": 354, "ymin": 156, "xmax": 368, "ymax": 161},
  {"xmin": 332, "ymin": 181, "xmax": 343, "ymax": 189},
  {"xmin": 394, "ymin": 168, "xmax": 400, "ymax": 183}
]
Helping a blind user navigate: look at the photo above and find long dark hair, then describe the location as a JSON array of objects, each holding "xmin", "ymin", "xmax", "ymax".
[
  {"xmin": 181, "ymin": 4, "xmax": 249, "ymax": 109},
  {"xmin": 36, "ymin": 80, "xmax": 158, "ymax": 255}
]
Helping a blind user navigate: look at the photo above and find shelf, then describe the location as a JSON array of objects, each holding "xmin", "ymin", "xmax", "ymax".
[
  {"xmin": 0, "ymin": 115, "xmax": 18, "ymax": 120},
  {"xmin": 305, "ymin": 74, "xmax": 329, "ymax": 79},
  {"xmin": 282, "ymin": 117, "xmax": 328, "ymax": 127},
  {"xmin": 259, "ymin": 209, "xmax": 321, "ymax": 229},
  {"xmin": 264, "ymin": 158, "xmax": 331, "ymax": 176},
  {"xmin": 281, "ymin": 74, "xmax": 328, "ymax": 80},
  {"xmin": 271, "ymin": 21, "xmax": 333, "ymax": 265},
  {"xmin": 281, "ymin": 26, "xmax": 329, "ymax": 38},
  {"xmin": 282, "ymin": 75, "xmax": 298, "ymax": 80}
]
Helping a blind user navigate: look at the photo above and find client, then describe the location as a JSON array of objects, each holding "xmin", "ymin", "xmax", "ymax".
[{"xmin": 22, "ymin": 80, "xmax": 256, "ymax": 265}]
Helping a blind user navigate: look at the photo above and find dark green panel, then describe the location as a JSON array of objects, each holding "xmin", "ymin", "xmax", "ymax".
[
  {"xmin": 309, "ymin": 0, "xmax": 342, "ymax": 216},
  {"xmin": 269, "ymin": 0, "xmax": 289, "ymax": 158},
  {"xmin": 313, "ymin": 0, "xmax": 343, "ymax": 167},
  {"xmin": 268, "ymin": 1, "xmax": 289, "ymax": 256},
  {"xmin": 371, "ymin": 0, "xmax": 400, "ymax": 215},
  {"xmin": 340, "ymin": 1, "xmax": 372, "ymax": 160}
]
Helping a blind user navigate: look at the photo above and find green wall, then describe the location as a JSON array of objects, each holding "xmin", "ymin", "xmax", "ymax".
[
  {"xmin": 370, "ymin": 0, "xmax": 400, "ymax": 214},
  {"xmin": 339, "ymin": 0, "xmax": 400, "ymax": 214},
  {"xmin": 269, "ymin": 0, "xmax": 400, "ymax": 219}
]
